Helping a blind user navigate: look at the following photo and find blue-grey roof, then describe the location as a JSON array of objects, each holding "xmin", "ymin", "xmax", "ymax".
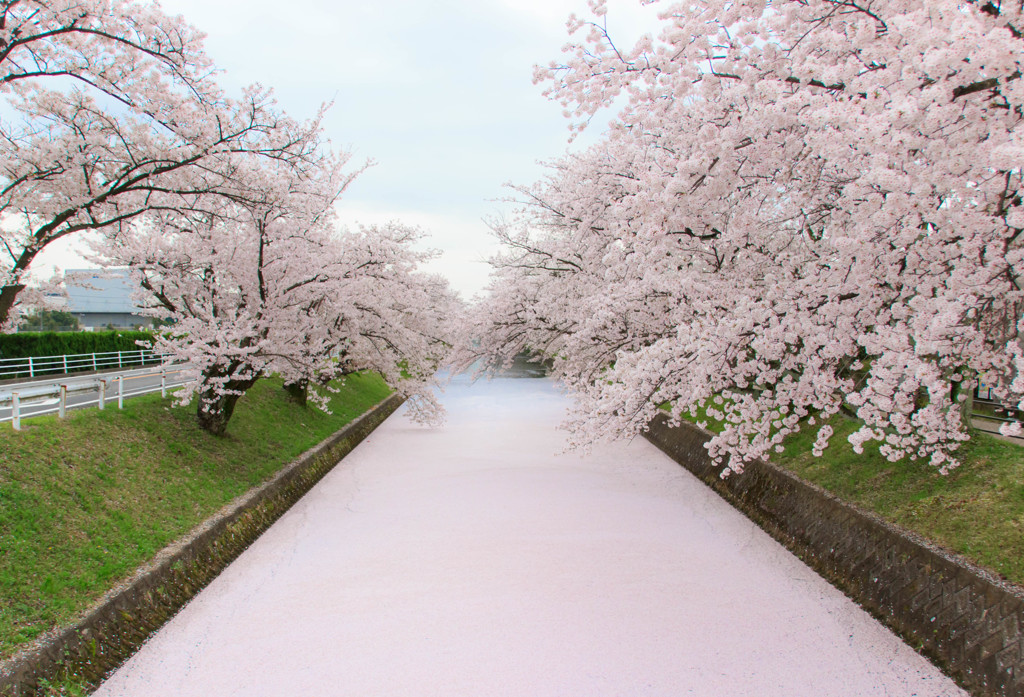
[{"xmin": 64, "ymin": 268, "xmax": 142, "ymax": 314}]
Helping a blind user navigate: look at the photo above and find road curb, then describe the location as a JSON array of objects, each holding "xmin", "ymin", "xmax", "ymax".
[
  {"xmin": 644, "ymin": 415, "xmax": 1024, "ymax": 697},
  {"xmin": 0, "ymin": 392, "xmax": 405, "ymax": 696}
]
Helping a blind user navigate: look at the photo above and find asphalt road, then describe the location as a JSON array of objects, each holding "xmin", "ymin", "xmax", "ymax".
[
  {"xmin": 94, "ymin": 375, "xmax": 964, "ymax": 697},
  {"xmin": 0, "ymin": 367, "xmax": 191, "ymax": 424}
]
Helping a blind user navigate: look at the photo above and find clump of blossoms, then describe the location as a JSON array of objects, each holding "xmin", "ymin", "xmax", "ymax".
[
  {"xmin": 464, "ymin": 0, "xmax": 1024, "ymax": 475},
  {"xmin": 0, "ymin": 0, "xmax": 330, "ymax": 329},
  {"xmin": 105, "ymin": 152, "xmax": 461, "ymax": 435}
]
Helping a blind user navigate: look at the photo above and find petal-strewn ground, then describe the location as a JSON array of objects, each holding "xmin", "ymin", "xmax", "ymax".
[{"xmin": 94, "ymin": 376, "xmax": 964, "ymax": 697}]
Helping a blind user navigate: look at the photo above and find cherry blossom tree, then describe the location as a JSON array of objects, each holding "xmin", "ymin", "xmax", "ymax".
[
  {"xmin": 467, "ymin": 0, "xmax": 1024, "ymax": 474},
  {"xmin": 286, "ymin": 221, "xmax": 462, "ymax": 426},
  {"xmin": 266, "ymin": 219, "xmax": 461, "ymax": 422},
  {"xmin": 103, "ymin": 147, "xmax": 459, "ymax": 435},
  {"xmin": 0, "ymin": 0, "xmax": 325, "ymax": 329}
]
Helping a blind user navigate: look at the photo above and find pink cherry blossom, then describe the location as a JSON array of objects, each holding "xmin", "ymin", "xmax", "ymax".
[
  {"xmin": 462, "ymin": 0, "xmax": 1024, "ymax": 475},
  {"xmin": 103, "ymin": 149, "xmax": 460, "ymax": 434},
  {"xmin": 0, "ymin": 0, "xmax": 328, "ymax": 329}
]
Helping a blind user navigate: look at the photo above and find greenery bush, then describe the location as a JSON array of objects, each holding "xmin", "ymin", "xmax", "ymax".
[{"xmin": 0, "ymin": 331, "xmax": 156, "ymax": 377}]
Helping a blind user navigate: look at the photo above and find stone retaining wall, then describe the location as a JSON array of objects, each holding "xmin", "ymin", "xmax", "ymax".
[
  {"xmin": 0, "ymin": 393, "xmax": 405, "ymax": 696},
  {"xmin": 644, "ymin": 414, "xmax": 1024, "ymax": 697}
]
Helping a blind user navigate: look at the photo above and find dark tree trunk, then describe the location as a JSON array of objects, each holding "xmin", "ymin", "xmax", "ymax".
[
  {"xmin": 1, "ymin": 244, "xmax": 45, "ymax": 328},
  {"xmin": 196, "ymin": 376, "xmax": 258, "ymax": 436},
  {"xmin": 0, "ymin": 284, "xmax": 26, "ymax": 329},
  {"xmin": 952, "ymin": 375, "xmax": 976, "ymax": 433},
  {"xmin": 283, "ymin": 378, "xmax": 309, "ymax": 406}
]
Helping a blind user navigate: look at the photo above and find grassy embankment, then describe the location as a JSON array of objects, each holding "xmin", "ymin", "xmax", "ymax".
[
  {"xmin": 677, "ymin": 403, "xmax": 1024, "ymax": 585},
  {"xmin": 0, "ymin": 373, "xmax": 392, "ymax": 659}
]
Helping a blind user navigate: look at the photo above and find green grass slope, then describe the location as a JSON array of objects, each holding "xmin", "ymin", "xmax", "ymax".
[
  {"xmin": 0, "ymin": 373, "xmax": 391, "ymax": 657},
  {"xmin": 773, "ymin": 414, "xmax": 1024, "ymax": 586},
  {"xmin": 672, "ymin": 400, "xmax": 1024, "ymax": 585}
]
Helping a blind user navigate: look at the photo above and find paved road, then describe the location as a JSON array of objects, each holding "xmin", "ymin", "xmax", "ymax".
[
  {"xmin": 0, "ymin": 366, "xmax": 191, "ymax": 424},
  {"xmin": 95, "ymin": 376, "xmax": 965, "ymax": 697}
]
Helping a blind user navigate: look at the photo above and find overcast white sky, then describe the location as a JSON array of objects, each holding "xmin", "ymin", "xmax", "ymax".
[{"xmin": 36, "ymin": 0, "xmax": 660, "ymax": 298}]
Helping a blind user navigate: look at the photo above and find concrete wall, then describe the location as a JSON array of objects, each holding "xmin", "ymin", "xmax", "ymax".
[
  {"xmin": 0, "ymin": 394, "xmax": 404, "ymax": 696},
  {"xmin": 74, "ymin": 312, "xmax": 152, "ymax": 330},
  {"xmin": 644, "ymin": 414, "xmax": 1024, "ymax": 697}
]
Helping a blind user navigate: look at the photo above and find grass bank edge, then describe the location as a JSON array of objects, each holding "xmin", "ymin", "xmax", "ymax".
[
  {"xmin": 0, "ymin": 372, "xmax": 393, "ymax": 658},
  {"xmin": 666, "ymin": 404, "xmax": 1024, "ymax": 587}
]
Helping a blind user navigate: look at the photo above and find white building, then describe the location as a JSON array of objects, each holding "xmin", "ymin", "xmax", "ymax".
[{"xmin": 64, "ymin": 269, "xmax": 152, "ymax": 331}]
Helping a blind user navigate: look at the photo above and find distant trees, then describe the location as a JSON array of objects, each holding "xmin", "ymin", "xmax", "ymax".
[
  {"xmin": 17, "ymin": 309, "xmax": 79, "ymax": 332},
  {"xmin": 466, "ymin": 0, "xmax": 1024, "ymax": 474}
]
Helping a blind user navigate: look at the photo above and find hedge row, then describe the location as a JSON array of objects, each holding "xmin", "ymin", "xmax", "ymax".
[{"xmin": 0, "ymin": 331, "xmax": 155, "ymax": 361}]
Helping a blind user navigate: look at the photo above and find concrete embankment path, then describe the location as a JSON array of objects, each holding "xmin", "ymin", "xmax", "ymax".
[{"xmin": 95, "ymin": 377, "xmax": 965, "ymax": 696}]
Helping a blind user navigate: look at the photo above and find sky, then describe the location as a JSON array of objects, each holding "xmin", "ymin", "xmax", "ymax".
[{"xmin": 36, "ymin": 0, "xmax": 662, "ymax": 299}]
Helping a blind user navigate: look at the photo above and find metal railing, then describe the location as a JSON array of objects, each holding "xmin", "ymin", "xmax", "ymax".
[
  {"xmin": 0, "ymin": 365, "xmax": 193, "ymax": 429},
  {"xmin": 0, "ymin": 348, "xmax": 169, "ymax": 380},
  {"xmin": 971, "ymin": 384, "xmax": 1022, "ymax": 426}
]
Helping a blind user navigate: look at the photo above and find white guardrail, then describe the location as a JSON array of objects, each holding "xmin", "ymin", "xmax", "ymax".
[
  {"xmin": 0, "ymin": 365, "xmax": 194, "ymax": 429},
  {"xmin": 0, "ymin": 348, "xmax": 169, "ymax": 380}
]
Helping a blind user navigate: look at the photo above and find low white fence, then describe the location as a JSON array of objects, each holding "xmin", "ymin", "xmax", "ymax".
[
  {"xmin": 0, "ymin": 365, "xmax": 193, "ymax": 429},
  {"xmin": 0, "ymin": 349, "xmax": 169, "ymax": 380}
]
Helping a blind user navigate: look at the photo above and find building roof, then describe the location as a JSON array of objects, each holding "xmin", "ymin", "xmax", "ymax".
[{"xmin": 64, "ymin": 268, "xmax": 142, "ymax": 314}]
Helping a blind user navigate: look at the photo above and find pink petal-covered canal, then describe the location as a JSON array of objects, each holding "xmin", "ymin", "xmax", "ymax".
[{"xmin": 94, "ymin": 376, "xmax": 965, "ymax": 696}]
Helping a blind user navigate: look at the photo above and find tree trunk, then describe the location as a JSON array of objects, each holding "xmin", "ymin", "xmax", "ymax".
[
  {"xmin": 954, "ymin": 378, "xmax": 976, "ymax": 433},
  {"xmin": 283, "ymin": 378, "xmax": 308, "ymax": 406},
  {"xmin": 195, "ymin": 376, "xmax": 258, "ymax": 436},
  {"xmin": 0, "ymin": 284, "xmax": 26, "ymax": 329},
  {"xmin": 1, "ymin": 244, "xmax": 44, "ymax": 329}
]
